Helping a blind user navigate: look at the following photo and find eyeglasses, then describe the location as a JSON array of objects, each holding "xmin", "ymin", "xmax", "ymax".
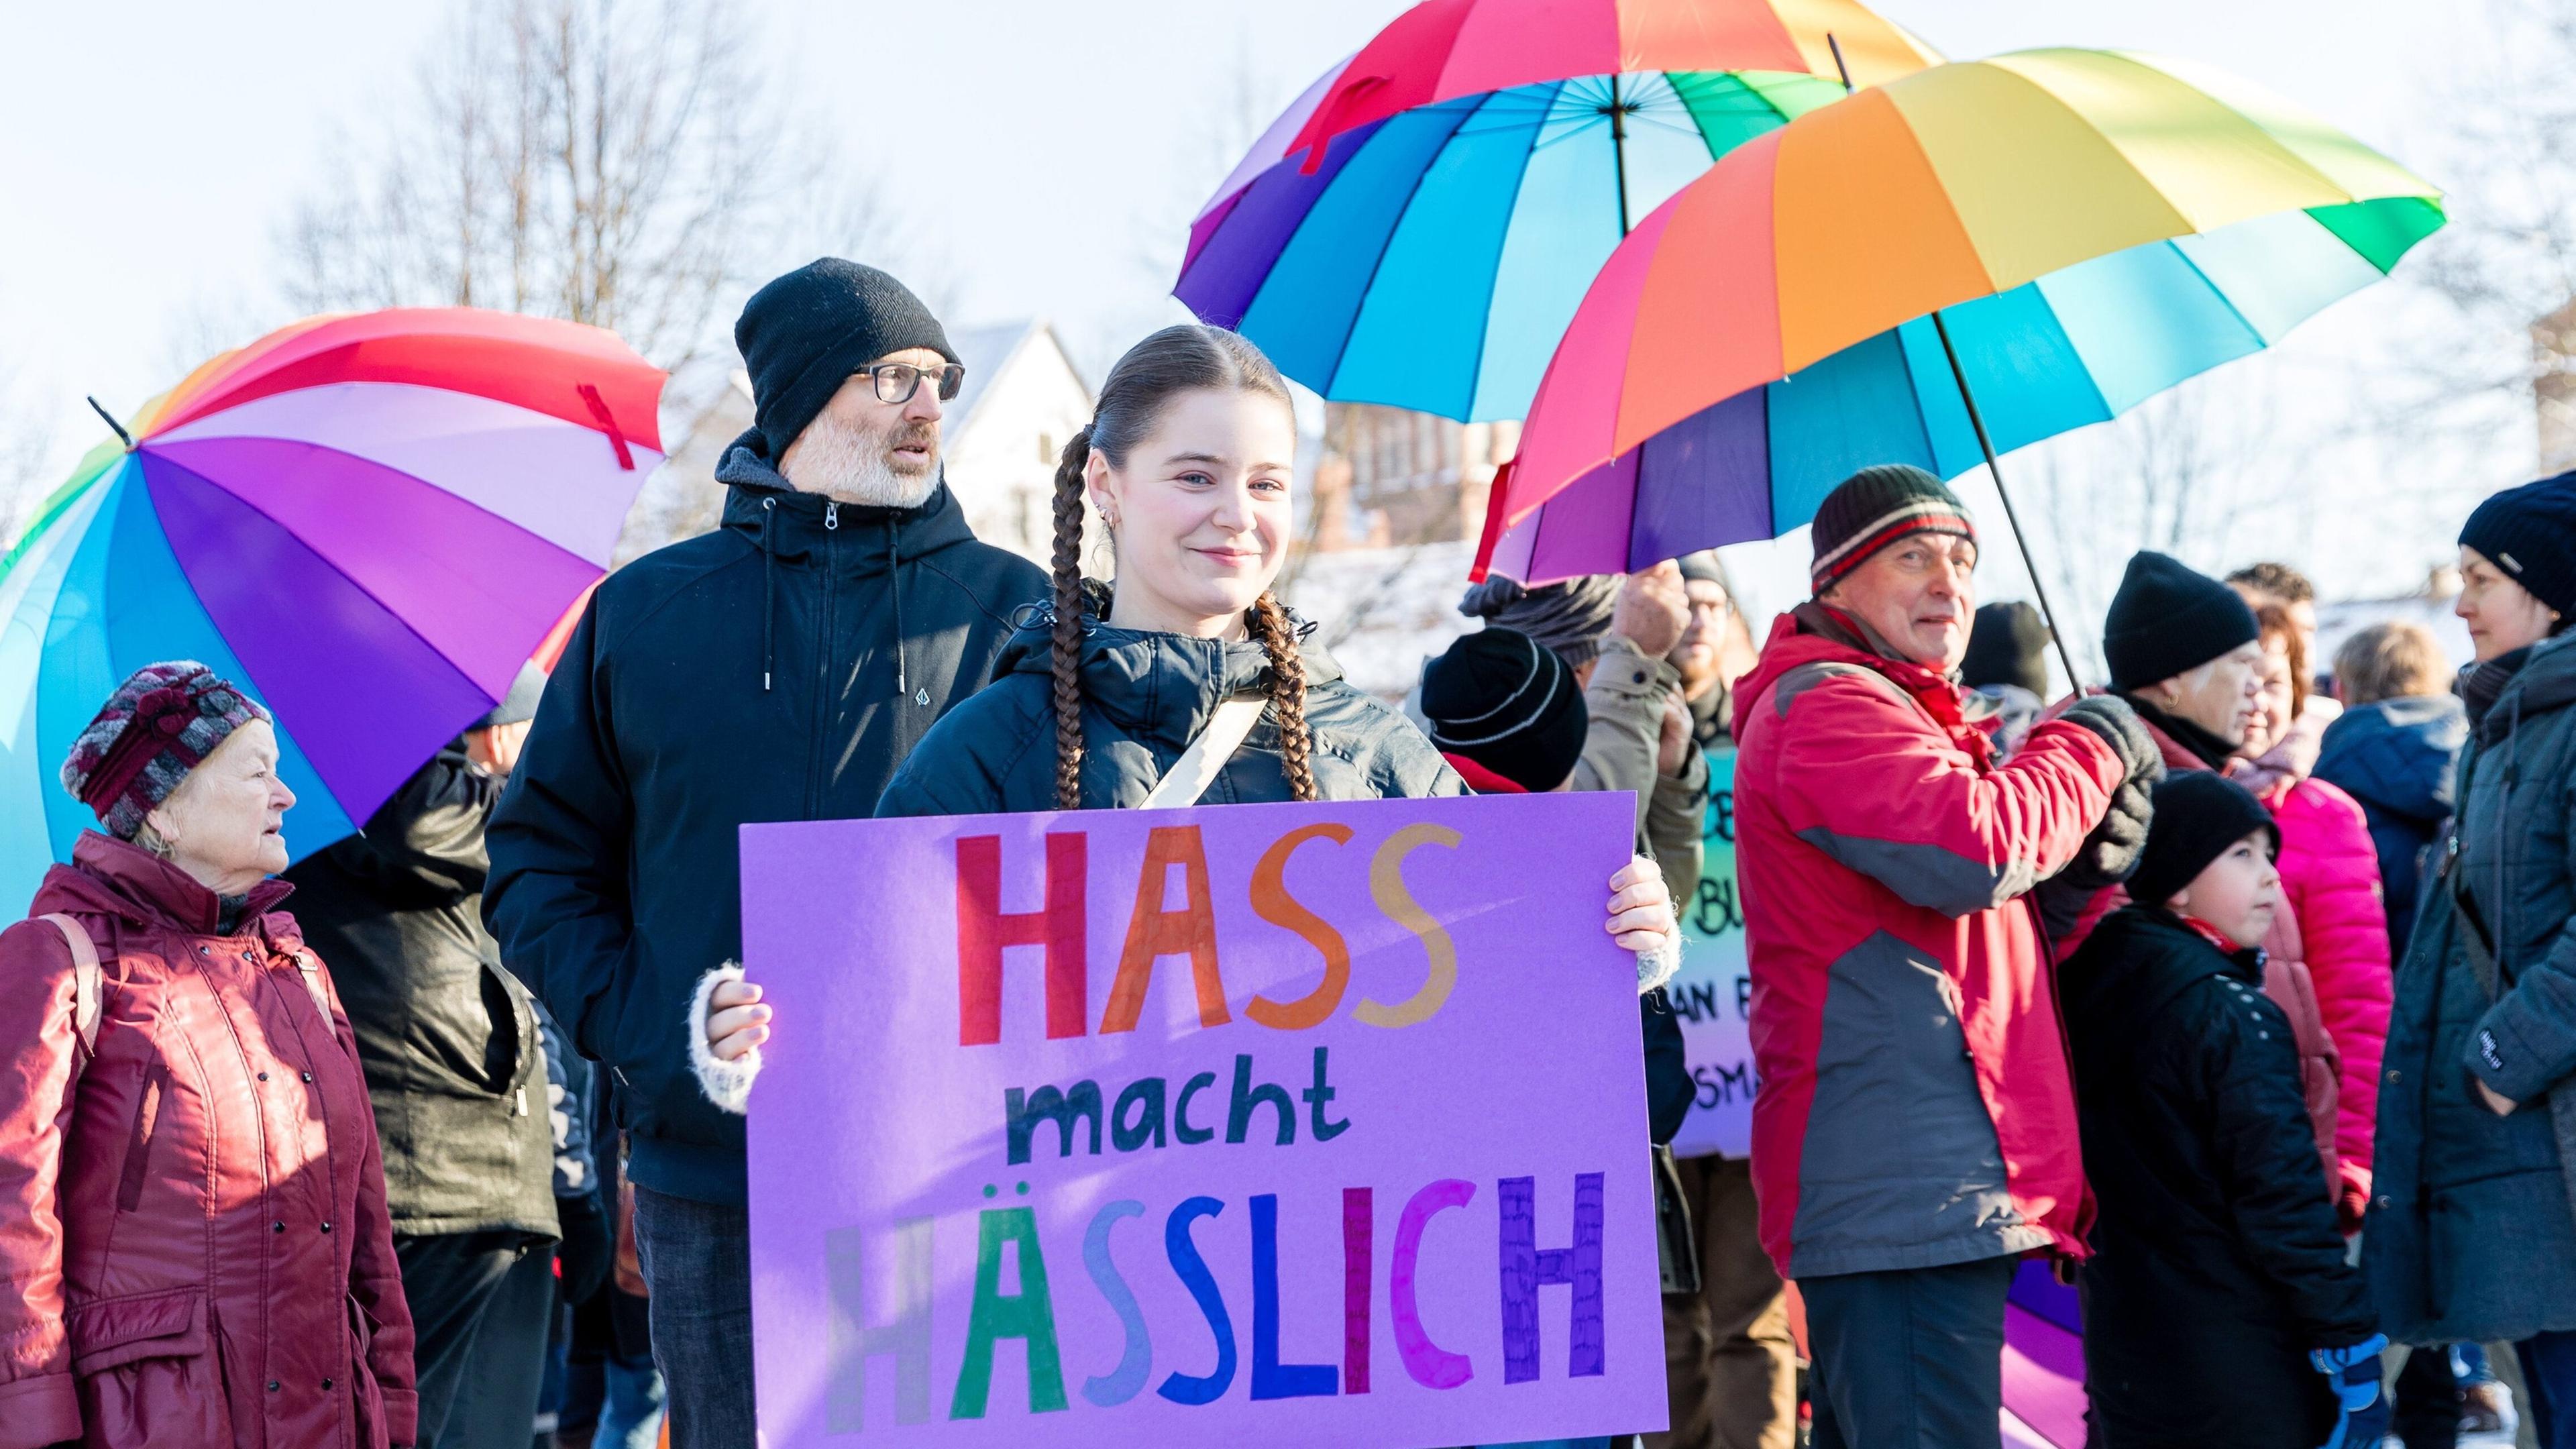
[{"xmin": 861, "ymin": 362, "xmax": 965, "ymax": 405}]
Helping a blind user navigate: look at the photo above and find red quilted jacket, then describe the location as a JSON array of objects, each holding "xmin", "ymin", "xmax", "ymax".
[
  {"xmin": 1734, "ymin": 607, "xmax": 2119, "ymax": 1279},
  {"xmin": 0, "ymin": 833, "xmax": 416, "ymax": 1449}
]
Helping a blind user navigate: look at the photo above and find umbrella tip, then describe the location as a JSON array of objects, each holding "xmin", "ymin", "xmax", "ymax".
[
  {"xmin": 85, "ymin": 396, "xmax": 134, "ymax": 452},
  {"xmin": 1827, "ymin": 33, "xmax": 1855, "ymax": 93}
]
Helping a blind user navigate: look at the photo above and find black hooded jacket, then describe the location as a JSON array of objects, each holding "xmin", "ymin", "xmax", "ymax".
[
  {"xmin": 285, "ymin": 743, "xmax": 556, "ymax": 1240},
  {"xmin": 484, "ymin": 431, "xmax": 1046, "ymax": 1205},
  {"xmin": 2062, "ymin": 905, "xmax": 2375, "ymax": 1447}
]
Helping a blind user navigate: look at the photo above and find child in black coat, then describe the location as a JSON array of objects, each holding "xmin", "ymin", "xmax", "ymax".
[{"xmin": 2062, "ymin": 771, "xmax": 2384, "ymax": 1448}]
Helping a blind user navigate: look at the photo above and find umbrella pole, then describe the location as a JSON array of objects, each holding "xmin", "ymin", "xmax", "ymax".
[
  {"xmin": 1927, "ymin": 310, "xmax": 2088, "ymax": 694},
  {"xmin": 1826, "ymin": 37, "xmax": 2085, "ymax": 692},
  {"xmin": 1609, "ymin": 74, "xmax": 1631, "ymax": 236}
]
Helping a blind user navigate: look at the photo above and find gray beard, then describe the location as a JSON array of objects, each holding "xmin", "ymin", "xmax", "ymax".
[{"xmin": 785, "ymin": 417, "xmax": 939, "ymax": 508}]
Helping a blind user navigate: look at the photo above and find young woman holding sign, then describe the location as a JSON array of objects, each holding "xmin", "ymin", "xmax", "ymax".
[{"xmin": 698, "ymin": 323, "xmax": 1676, "ymax": 1068}]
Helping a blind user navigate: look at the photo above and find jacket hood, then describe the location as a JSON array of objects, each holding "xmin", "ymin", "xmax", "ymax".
[
  {"xmin": 994, "ymin": 588, "xmax": 1347, "ymax": 757},
  {"xmin": 714, "ymin": 426, "xmax": 979, "ymax": 565},
  {"xmin": 2471, "ymin": 630, "xmax": 2576, "ymax": 745},
  {"xmin": 1734, "ymin": 605, "xmax": 1917, "ymax": 725},
  {"xmin": 2314, "ymin": 695, "xmax": 2465, "ymax": 827},
  {"xmin": 2063, "ymin": 904, "xmax": 2263, "ymax": 1029},
  {"xmin": 33, "ymin": 830, "xmax": 294, "ymax": 935}
]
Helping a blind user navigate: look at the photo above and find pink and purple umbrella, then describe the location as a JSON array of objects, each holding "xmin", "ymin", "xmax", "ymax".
[{"xmin": 0, "ymin": 307, "xmax": 663, "ymax": 906}]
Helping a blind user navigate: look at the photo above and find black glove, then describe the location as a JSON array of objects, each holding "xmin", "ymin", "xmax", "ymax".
[
  {"xmin": 554, "ymin": 1187, "xmax": 614, "ymax": 1307},
  {"xmin": 2045, "ymin": 696, "xmax": 2163, "ymax": 894},
  {"xmin": 2055, "ymin": 694, "xmax": 2164, "ymax": 789}
]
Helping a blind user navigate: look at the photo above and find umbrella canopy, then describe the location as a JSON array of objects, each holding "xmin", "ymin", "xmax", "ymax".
[
  {"xmin": 1181, "ymin": 69, "xmax": 1851, "ymax": 421},
  {"xmin": 0, "ymin": 308, "xmax": 663, "ymax": 904},
  {"xmin": 1278, "ymin": 0, "xmax": 1937, "ymax": 163},
  {"xmin": 1479, "ymin": 49, "xmax": 2443, "ymax": 582},
  {"xmin": 1177, "ymin": 0, "xmax": 1935, "ymax": 422}
]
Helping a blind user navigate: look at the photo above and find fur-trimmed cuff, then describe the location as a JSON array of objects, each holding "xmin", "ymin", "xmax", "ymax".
[
  {"xmin": 690, "ymin": 963, "xmax": 761, "ymax": 1114},
  {"xmin": 1635, "ymin": 930, "xmax": 1681, "ymax": 995},
  {"xmin": 1629, "ymin": 853, "xmax": 1681, "ymax": 995}
]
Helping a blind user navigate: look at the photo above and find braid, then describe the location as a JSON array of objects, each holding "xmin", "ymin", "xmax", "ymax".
[
  {"xmin": 1050, "ymin": 429, "xmax": 1092, "ymax": 810},
  {"xmin": 1250, "ymin": 591, "xmax": 1318, "ymax": 802}
]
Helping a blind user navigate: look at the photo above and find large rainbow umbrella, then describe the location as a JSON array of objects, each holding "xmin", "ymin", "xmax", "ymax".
[
  {"xmin": 1478, "ymin": 50, "xmax": 2443, "ymax": 614},
  {"xmin": 1176, "ymin": 0, "xmax": 1935, "ymax": 422},
  {"xmin": 0, "ymin": 308, "xmax": 663, "ymax": 906}
]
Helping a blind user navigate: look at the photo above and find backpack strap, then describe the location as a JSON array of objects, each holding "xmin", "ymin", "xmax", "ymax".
[
  {"xmin": 38, "ymin": 913, "xmax": 102, "ymax": 1058},
  {"xmin": 286, "ymin": 947, "xmax": 334, "ymax": 1023},
  {"xmin": 1141, "ymin": 693, "xmax": 1269, "ymax": 808}
]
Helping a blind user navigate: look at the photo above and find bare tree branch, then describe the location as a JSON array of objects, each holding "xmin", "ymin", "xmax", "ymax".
[{"xmin": 278, "ymin": 0, "xmax": 885, "ymax": 372}]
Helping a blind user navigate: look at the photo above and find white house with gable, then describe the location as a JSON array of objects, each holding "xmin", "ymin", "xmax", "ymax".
[{"xmin": 940, "ymin": 321, "xmax": 1094, "ymax": 566}]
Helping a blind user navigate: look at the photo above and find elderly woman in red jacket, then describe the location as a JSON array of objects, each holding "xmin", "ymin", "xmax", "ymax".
[{"xmin": 0, "ymin": 662, "xmax": 415, "ymax": 1449}]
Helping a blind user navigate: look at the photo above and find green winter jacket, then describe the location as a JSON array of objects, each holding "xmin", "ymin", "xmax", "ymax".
[{"xmin": 874, "ymin": 598, "xmax": 1462, "ymax": 816}]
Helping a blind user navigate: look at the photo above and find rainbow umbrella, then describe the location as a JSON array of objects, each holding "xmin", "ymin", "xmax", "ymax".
[
  {"xmin": 1478, "ymin": 48, "xmax": 2443, "ymax": 670},
  {"xmin": 0, "ymin": 308, "xmax": 663, "ymax": 906},
  {"xmin": 1177, "ymin": 0, "xmax": 1936, "ymax": 422}
]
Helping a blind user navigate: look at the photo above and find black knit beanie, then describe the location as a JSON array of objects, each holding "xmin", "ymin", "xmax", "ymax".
[
  {"xmin": 735, "ymin": 258, "xmax": 957, "ymax": 461},
  {"xmin": 2459, "ymin": 470, "xmax": 2576, "ymax": 617},
  {"xmin": 1809, "ymin": 464, "xmax": 1977, "ymax": 592},
  {"xmin": 2102, "ymin": 551, "xmax": 2260, "ymax": 693},
  {"xmin": 1421, "ymin": 629, "xmax": 1587, "ymax": 792},
  {"xmin": 1962, "ymin": 601, "xmax": 2051, "ymax": 696},
  {"xmin": 2128, "ymin": 771, "xmax": 2279, "ymax": 910}
]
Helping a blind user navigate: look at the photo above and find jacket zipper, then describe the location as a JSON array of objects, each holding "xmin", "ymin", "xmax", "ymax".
[{"xmin": 807, "ymin": 503, "xmax": 840, "ymax": 817}]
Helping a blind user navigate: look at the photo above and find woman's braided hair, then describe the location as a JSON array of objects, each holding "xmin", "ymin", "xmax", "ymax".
[{"xmin": 1046, "ymin": 324, "xmax": 1312, "ymax": 810}]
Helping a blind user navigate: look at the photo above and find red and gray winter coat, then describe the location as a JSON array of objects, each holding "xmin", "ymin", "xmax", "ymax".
[
  {"xmin": 0, "ymin": 833, "xmax": 417, "ymax": 1449},
  {"xmin": 1734, "ymin": 606, "xmax": 2120, "ymax": 1279}
]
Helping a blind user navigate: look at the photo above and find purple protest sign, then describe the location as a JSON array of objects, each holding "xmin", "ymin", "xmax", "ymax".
[{"xmin": 740, "ymin": 792, "xmax": 1665, "ymax": 1448}]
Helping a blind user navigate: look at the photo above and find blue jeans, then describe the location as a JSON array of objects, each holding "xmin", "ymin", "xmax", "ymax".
[
  {"xmin": 2521, "ymin": 1330, "xmax": 2576, "ymax": 1449},
  {"xmin": 595, "ymin": 1355, "xmax": 667, "ymax": 1449},
  {"xmin": 631, "ymin": 1185, "xmax": 755, "ymax": 1449}
]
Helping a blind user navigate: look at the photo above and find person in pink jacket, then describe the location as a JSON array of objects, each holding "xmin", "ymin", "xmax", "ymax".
[
  {"xmin": 0, "ymin": 663, "xmax": 416, "ymax": 1449},
  {"xmin": 2229, "ymin": 602, "xmax": 2394, "ymax": 1229}
]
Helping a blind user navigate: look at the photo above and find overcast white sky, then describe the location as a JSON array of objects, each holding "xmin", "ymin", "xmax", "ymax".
[{"xmin": 0, "ymin": 0, "xmax": 2524, "ymax": 619}]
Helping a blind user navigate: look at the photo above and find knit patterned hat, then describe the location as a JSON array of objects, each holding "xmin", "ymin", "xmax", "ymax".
[
  {"xmin": 1809, "ymin": 465, "xmax": 1978, "ymax": 592},
  {"xmin": 60, "ymin": 661, "xmax": 271, "ymax": 841},
  {"xmin": 2459, "ymin": 470, "xmax": 2576, "ymax": 617},
  {"xmin": 1457, "ymin": 574, "xmax": 1625, "ymax": 669}
]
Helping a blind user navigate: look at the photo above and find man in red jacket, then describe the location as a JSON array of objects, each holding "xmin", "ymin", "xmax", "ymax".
[{"xmin": 1733, "ymin": 466, "xmax": 2162, "ymax": 1448}]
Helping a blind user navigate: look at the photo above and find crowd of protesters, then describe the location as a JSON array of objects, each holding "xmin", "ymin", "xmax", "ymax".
[{"xmin": 1, "ymin": 255, "xmax": 2571, "ymax": 1449}]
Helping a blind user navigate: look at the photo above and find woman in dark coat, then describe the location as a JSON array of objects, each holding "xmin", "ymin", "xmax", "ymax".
[{"xmin": 2367, "ymin": 474, "xmax": 2576, "ymax": 1448}]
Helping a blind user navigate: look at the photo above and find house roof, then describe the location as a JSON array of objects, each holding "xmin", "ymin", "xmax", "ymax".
[{"xmin": 945, "ymin": 320, "xmax": 1088, "ymax": 438}]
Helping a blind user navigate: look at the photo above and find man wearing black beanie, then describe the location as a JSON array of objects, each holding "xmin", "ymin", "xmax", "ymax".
[
  {"xmin": 2100, "ymin": 550, "xmax": 2266, "ymax": 771},
  {"xmin": 485, "ymin": 259, "xmax": 1044, "ymax": 1448},
  {"xmin": 2047, "ymin": 553, "xmax": 2264, "ymax": 966}
]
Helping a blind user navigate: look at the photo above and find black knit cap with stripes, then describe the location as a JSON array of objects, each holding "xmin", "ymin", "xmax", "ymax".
[
  {"xmin": 1420, "ymin": 627, "xmax": 1587, "ymax": 793},
  {"xmin": 1809, "ymin": 464, "xmax": 1979, "ymax": 594}
]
